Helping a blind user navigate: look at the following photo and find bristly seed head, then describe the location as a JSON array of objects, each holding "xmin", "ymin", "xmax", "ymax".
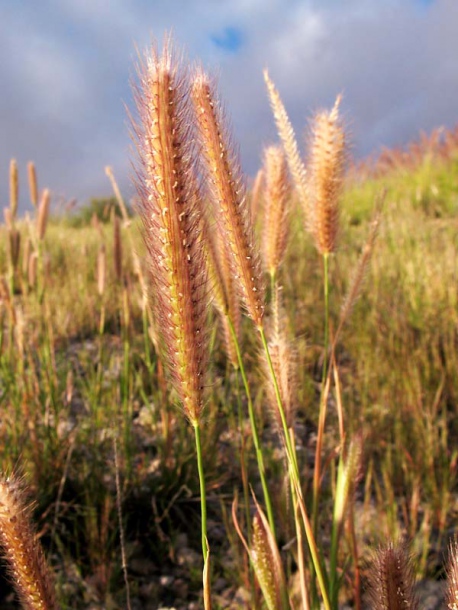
[
  {"xmin": 192, "ymin": 69, "xmax": 265, "ymax": 327},
  {"xmin": 131, "ymin": 41, "xmax": 209, "ymax": 425},
  {"xmin": 308, "ymin": 95, "xmax": 346, "ymax": 255}
]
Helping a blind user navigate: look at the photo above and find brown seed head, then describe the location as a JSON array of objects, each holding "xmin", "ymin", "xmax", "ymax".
[
  {"xmin": 262, "ymin": 287, "xmax": 297, "ymax": 432},
  {"xmin": 132, "ymin": 42, "xmax": 209, "ymax": 425},
  {"xmin": 368, "ymin": 541, "xmax": 418, "ymax": 610},
  {"xmin": 9, "ymin": 159, "xmax": 19, "ymax": 222},
  {"xmin": 27, "ymin": 162, "xmax": 38, "ymax": 208},
  {"xmin": 0, "ymin": 474, "xmax": 57, "ymax": 610},
  {"xmin": 261, "ymin": 145, "xmax": 292, "ymax": 277},
  {"xmin": 37, "ymin": 189, "xmax": 50, "ymax": 241},
  {"xmin": 192, "ymin": 70, "xmax": 264, "ymax": 327},
  {"xmin": 446, "ymin": 538, "xmax": 458, "ymax": 610},
  {"xmin": 308, "ymin": 95, "xmax": 346, "ymax": 255}
]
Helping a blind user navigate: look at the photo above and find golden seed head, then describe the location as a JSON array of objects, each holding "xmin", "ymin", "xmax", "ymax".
[
  {"xmin": 132, "ymin": 42, "xmax": 209, "ymax": 424},
  {"xmin": 0, "ymin": 474, "xmax": 57, "ymax": 610},
  {"xmin": 261, "ymin": 145, "xmax": 291, "ymax": 277},
  {"xmin": 308, "ymin": 95, "xmax": 346, "ymax": 255},
  {"xmin": 27, "ymin": 161, "xmax": 38, "ymax": 208},
  {"xmin": 36, "ymin": 189, "xmax": 50, "ymax": 241},
  {"xmin": 192, "ymin": 69, "xmax": 265, "ymax": 327},
  {"xmin": 9, "ymin": 159, "xmax": 19, "ymax": 221}
]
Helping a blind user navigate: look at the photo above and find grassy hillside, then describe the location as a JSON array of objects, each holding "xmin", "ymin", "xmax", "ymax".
[{"xmin": 0, "ymin": 122, "xmax": 457, "ymax": 609}]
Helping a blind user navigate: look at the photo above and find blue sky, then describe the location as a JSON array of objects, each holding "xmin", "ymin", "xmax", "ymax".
[{"xmin": 1, "ymin": 0, "xmax": 457, "ymax": 212}]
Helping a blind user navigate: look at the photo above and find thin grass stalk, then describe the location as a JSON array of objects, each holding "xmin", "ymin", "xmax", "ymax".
[
  {"xmin": 194, "ymin": 422, "xmax": 208, "ymax": 561},
  {"xmin": 312, "ymin": 252, "xmax": 330, "ymax": 539},
  {"xmin": 329, "ymin": 439, "xmax": 361, "ymax": 607},
  {"xmin": 113, "ymin": 437, "xmax": 132, "ymax": 610},
  {"xmin": 258, "ymin": 326, "xmax": 331, "ymax": 610},
  {"xmin": 227, "ymin": 316, "xmax": 276, "ymax": 537}
]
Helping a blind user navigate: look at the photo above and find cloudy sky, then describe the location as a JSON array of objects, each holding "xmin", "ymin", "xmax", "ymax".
[{"xmin": 1, "ymin": 0, "xmax": 457, "ymax": 213}]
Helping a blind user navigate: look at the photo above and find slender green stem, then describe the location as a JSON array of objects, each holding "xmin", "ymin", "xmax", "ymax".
[
  {"xmin": 226, "ymin": 315, "xmax": 276, "ymax": 538},
  {"xmin": 322, "ymin": 253, "xmax": 330, "ymax": 383},
  {"xmin": 258, "ymin": 324, "xmax": 331, "ymax": 610},
  {"xmin": 193, "ymin": 422, "xmax": 208, "ymax": 562},
  {"xmin": 312, "ymin": 254, "xmax": 330, "ymax": 531}
]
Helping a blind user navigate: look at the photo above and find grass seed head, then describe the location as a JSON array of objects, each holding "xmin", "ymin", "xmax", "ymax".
[
  {"xmin": 368, "ymin": 541, "xmax": 418, "ymax": 610},
  {"xmin": 0, "ymin": 474, "xmax": 57, "ymax": 610},
  {"xmin": 261, "ymin": 144, "xmax": 292, "ymax": 277},
  {"xmin": 27, "ymin": 161, "xmax": 38, "ymax": 208},
  {"xmin": 131, "ymin": 41, "xmax": 209, "ymax": 425},
  {"xmin": 9, "ymin": 159, "xmax": 19, "ymax": 222},
  {"xmin": 308, "ymin": 95, "xmax": 346, "ymax": 255},
  {"xmin": 192, "ymin": 69, "xmax": 265, "ymax": 327}
]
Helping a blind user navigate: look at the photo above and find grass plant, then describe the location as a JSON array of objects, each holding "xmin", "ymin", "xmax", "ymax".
[{"xmin": 0, "ymin": 36, "xmax": 458, "ymax": 610}]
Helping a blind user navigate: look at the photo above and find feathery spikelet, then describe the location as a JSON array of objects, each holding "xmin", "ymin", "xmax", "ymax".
[
  {"xmin": 446, "ymin": 538, "xmax": 458, "ymax": 610},
  {"xmin": 132, "ymin": 43, "xmax": 209, "ymax": 425},
  {"xmin": 36, "ymin": 189, "xmax": 50, "ymax": 241},
  {"xmin": 264, "ymin": 71, "xmax": 308, "ymax": 216},
  {"xmin": 192, "ymin": 70, "xmax": 265, "ymax": 327},
  {"xmin": 232, "ymin": 497, "xmax": 288, "ymax": 610},
  {"xmin": 333, "ymin": 436, "xmax": 362, "ymax": 529},
  {"xmin": 9, "ymin": 159, "xmax": 19, "ymax": 222},
  {"xmin": 367, "ymin": 542, "xmax": 418, "ymax": 610},
  {"xmin": 308, "ymin": 95, "xmax": 346, "ymax": 254},
  {"xmin": 27, "ymin": 162, "xmax": 38, "ymax": 208},
  {"xmin": 261, "ymin": 145, "xmax": 292, "ymax": 277},
  {"xmin": 204, "ymin": 223, "xmax": 241, "ymax": 368},
  {"xmin": 262, "ymin": 288, "xmax": 297, "ymax": 431},
  {"xmin": 0, "ymin": 474, "xmax": 57, "ymax": 610}
]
